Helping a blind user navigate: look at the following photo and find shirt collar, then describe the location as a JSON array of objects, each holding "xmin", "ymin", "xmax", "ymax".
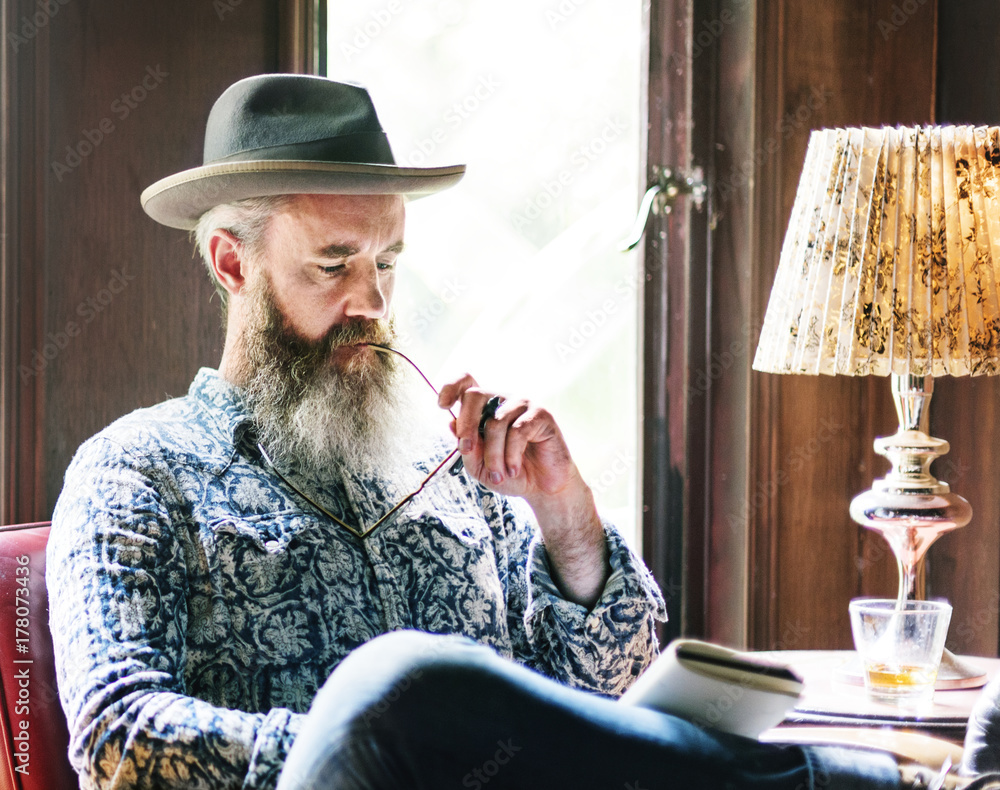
[{"xmin": 188, "ymin": 367, "xmax": 256, "ymax": 449}]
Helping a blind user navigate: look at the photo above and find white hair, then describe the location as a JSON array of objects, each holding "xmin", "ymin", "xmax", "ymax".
[{"xmin": 192, "ymin": 195, "xmax": 293, "ymax": 312}]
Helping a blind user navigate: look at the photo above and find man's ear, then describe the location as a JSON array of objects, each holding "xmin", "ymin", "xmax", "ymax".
[{"xmin": 208, "ymin": 229, "xmax": 249, "ymax": 296}]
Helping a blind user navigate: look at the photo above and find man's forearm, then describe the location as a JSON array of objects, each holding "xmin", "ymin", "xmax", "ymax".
[{"xmin": 526, "ymin": 476, "xmax": 610, "ymax": 609}]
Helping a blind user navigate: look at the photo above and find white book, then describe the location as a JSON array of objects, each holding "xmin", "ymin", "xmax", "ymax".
[{"xmin": 619, "ymin": 639, "xmax": 804, "ymax": 739}]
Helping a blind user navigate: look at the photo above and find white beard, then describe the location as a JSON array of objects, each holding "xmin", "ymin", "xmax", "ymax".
[{"xmin": 231, "ymin": 269, "xmax": 428, "ymax": 485}]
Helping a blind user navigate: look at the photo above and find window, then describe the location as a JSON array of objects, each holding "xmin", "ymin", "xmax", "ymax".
[{"xmin": 326, "ymin": 2, "xmax": 644, "ymax": 544}]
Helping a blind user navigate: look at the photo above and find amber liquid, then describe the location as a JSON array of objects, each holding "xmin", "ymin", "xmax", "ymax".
[{"xmin": 864, "ymin": 662, "xmax": 936, "ymax": 701}]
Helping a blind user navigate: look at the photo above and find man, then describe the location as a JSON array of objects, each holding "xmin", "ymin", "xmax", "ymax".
[{"xmin": 47, "ymin": 74, "xmax": 965, "ymax": 790}]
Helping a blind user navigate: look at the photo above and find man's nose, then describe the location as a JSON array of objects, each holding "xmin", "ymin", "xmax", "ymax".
[{"xmin": 343, "ymin": 265, "xmax": 388, "ymax": 319}]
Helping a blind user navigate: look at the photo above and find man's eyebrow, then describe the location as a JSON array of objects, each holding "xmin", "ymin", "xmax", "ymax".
[
  {"xmin": 316, "ymin": 243, "xmax": 358, "ymax": 259},
  {"xmin": 314, "ymin": 240, "xmax": 406, "ymax": 258}
]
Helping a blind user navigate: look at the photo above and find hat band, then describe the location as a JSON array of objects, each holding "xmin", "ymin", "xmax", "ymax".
[{"xmin": 208, "ymin": 130, "xmax": 396, "ymax": 167}]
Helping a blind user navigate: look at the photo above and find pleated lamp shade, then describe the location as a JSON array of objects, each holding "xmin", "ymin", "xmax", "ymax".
[{"xmin": 753, "ymin": 125, "xmax": 1000, "ymax": 378}]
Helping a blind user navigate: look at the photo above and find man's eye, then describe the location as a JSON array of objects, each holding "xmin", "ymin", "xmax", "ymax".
[
  {"xmin": 319, "ymin": 265, "xmax": 345, "ymax": 274},
  {"xmin": 377, "ymin": 261, "xmax": 396, "ymax": 271}
]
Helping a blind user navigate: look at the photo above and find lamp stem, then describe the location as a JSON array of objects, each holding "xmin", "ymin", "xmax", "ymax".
[
  {"xmin": 892, "ymin": 373, "xmax": 931, "ymax": 433},
  {"xmin": 849, "ymin": 373, "xmax": 972, "ymax": 601},
  {"xmin": 848, "ymin": 374, "xmax": 986, "ymax": 688}
]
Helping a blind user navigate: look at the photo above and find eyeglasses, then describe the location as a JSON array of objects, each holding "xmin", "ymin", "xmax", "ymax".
[{"xmin": 257, "ymin": 343, "xmax": 462, "ymax": 539}]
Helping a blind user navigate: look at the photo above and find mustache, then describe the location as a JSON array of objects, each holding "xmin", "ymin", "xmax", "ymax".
[
  {"xmin": 280, "ymin": 317, "xmax": 396, "ymax": 357},
  {"xmin": 324, "ymin": 318, "xmax": 396, "ymax": 349},
  {"xmin": 267, "ymin": 318, "xmax": 396, "ymax": 363}
]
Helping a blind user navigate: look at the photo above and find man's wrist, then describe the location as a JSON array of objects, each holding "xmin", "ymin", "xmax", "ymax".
[{"xmin": 526, "ymin": 475, "xmax": 609, "ymax": 608}]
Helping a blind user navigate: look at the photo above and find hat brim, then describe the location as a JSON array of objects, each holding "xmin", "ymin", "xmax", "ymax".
[{"xmin": 140, "ymin": 159, "xmax": 467, "ymax": 230}]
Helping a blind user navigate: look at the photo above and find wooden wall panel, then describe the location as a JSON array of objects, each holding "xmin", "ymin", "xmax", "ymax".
[
  {"xmin": 701, "ymin": 0, "xmax": 754, "ymax": 647},
  {"xmin": 648, "ymin": 0, "xmax": 949, "ymax": 652},
  {"xmin": 927, "ymin": 0, "xmax": 1000, "ymax": 658},
  {"xmin": 2, "ymin": 1, "xmax": 290, "ymax": 523},
  {"xmin": 746, "ymin": 0, "xmax": 938, "ymax": 650},
  {"xmin": 642, "ymin": 0, "xmax": 695, "ymax": 644},
  {"xmin": 1, "ymin": 0, "xmax": 50, "ymax": 522}
]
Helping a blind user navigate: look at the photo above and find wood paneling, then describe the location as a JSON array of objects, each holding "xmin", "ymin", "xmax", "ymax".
[
  {"xmin": 642, "ymin": 0, "xmax": 694, "ymax": 643},
  {"xmin": 701, "ymin": 0, "xmax": 754, "ymax": 648},
  {"xmin": 747, "ymin": 1, "xmax": 938, "ymax": 650},
  {"xmin": 645, "ymin": 0, "xmax": 943, "ymax": 651},
  {"xmin": 2, "ymin": 1, "xmax": 289, "ymax": 523},
  {"xmin": 2, "ymin": 0, "xmax": 51, "ymax": 520},
  {"xmin": 929, "ymin": 0, "xmax": 1000, "ymax": 657},
  {"xmin": 732, "ymin": 0, "xmax": 1000, "ymax": 656},
  {"xmin": 937, "ymin": 0, "xmax": 1000, "ymax": 127},
  {"xmin": 640, "ymin": 1, "xmax": 944, "ymax": 651}
]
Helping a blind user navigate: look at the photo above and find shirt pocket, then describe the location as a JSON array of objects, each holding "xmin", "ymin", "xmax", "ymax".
[
  {"xmin": 382, "ymin": 504, "xmax": 510, "ymax": 647},
  {"xmin": 199, "ymin": 512, "xmax": 331, "ymax": 665}
]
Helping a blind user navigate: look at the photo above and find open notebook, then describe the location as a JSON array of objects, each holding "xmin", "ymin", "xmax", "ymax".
[{"xmin": 619, "ymin": 639, "xmax": 804, "ymax": 739}]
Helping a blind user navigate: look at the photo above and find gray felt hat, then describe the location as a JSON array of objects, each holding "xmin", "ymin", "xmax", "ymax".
[{"xmin": 140, "ymin": 74, "xmax": 466, "ymax": 230}]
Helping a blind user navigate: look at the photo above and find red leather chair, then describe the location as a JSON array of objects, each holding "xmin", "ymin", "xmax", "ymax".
[{"xmin": 0, "ymin": 522, "xmax": 77, "ymax": 789}]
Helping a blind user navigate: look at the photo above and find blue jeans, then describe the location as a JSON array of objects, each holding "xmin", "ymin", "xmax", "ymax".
[{"xmin": 276, "ymin": 630, "xmax": 900, "ymax": 790}]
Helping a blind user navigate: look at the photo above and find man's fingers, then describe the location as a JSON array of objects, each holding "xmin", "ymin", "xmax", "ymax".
[
  {"xmin": 442, "ymin": 383, "xmax": 492, "ymax": 455},
  {"xmin": 436, "ymin": 373, "xmax": 479, "ymax": 410},
  {"xmin": 438, "ymin": 374, "xmax": 488, "ymax": 453},
  {"xmin": 437, "ymin": 378, "xmax": 568, "ymax": 494},
  {"xmin": 481, "ymin": 399, "xmax": 529, "ymax": 482},
  {"xmin": 503, "ymin": 406, "xmax": 556, "ymax": 479}
]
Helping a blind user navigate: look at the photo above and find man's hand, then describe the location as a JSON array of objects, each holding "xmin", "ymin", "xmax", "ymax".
[{"xmin": 438, "ymin": 374, "xmax": 609, "ymax": 608}]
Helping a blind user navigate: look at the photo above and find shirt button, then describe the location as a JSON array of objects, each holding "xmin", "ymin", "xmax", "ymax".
[{"xmin": 264, "ymin": 540, "xmax": 279, "ymax": 552}]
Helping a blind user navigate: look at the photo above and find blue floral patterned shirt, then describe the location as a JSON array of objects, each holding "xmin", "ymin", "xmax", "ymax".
[{"xmin": 47, "ymin": 368, "xmax": 666, "ymax": 790}]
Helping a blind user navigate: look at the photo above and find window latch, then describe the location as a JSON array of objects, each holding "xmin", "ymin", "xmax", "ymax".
[{"xmin": 620, "ymin": 165, "xmax": 706, "ymax": 251}]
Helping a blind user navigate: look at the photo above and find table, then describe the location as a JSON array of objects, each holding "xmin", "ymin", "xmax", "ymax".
[{"xmin": 756, "ymin": 651, "xmax": 1000, "ymax": 763}]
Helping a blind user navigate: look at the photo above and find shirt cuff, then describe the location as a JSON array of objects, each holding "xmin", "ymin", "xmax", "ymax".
[
  {"xmin": 524, "ymin": 520, "xmax": 667, "ymax": 631},
  {"xmin": 243, "ymin": 708, "xmax": 305, "ymax": 790}
]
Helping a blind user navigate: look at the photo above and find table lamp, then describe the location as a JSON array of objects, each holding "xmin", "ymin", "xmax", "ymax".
[{"xmin": 753, "ymin": 124, "xmax": 1000, "ymax": 686}]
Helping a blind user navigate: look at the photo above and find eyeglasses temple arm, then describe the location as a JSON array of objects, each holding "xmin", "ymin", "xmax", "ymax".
[{"xmin": 357, "ymin": 342, "xmax": 464, "ymax": 474}]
